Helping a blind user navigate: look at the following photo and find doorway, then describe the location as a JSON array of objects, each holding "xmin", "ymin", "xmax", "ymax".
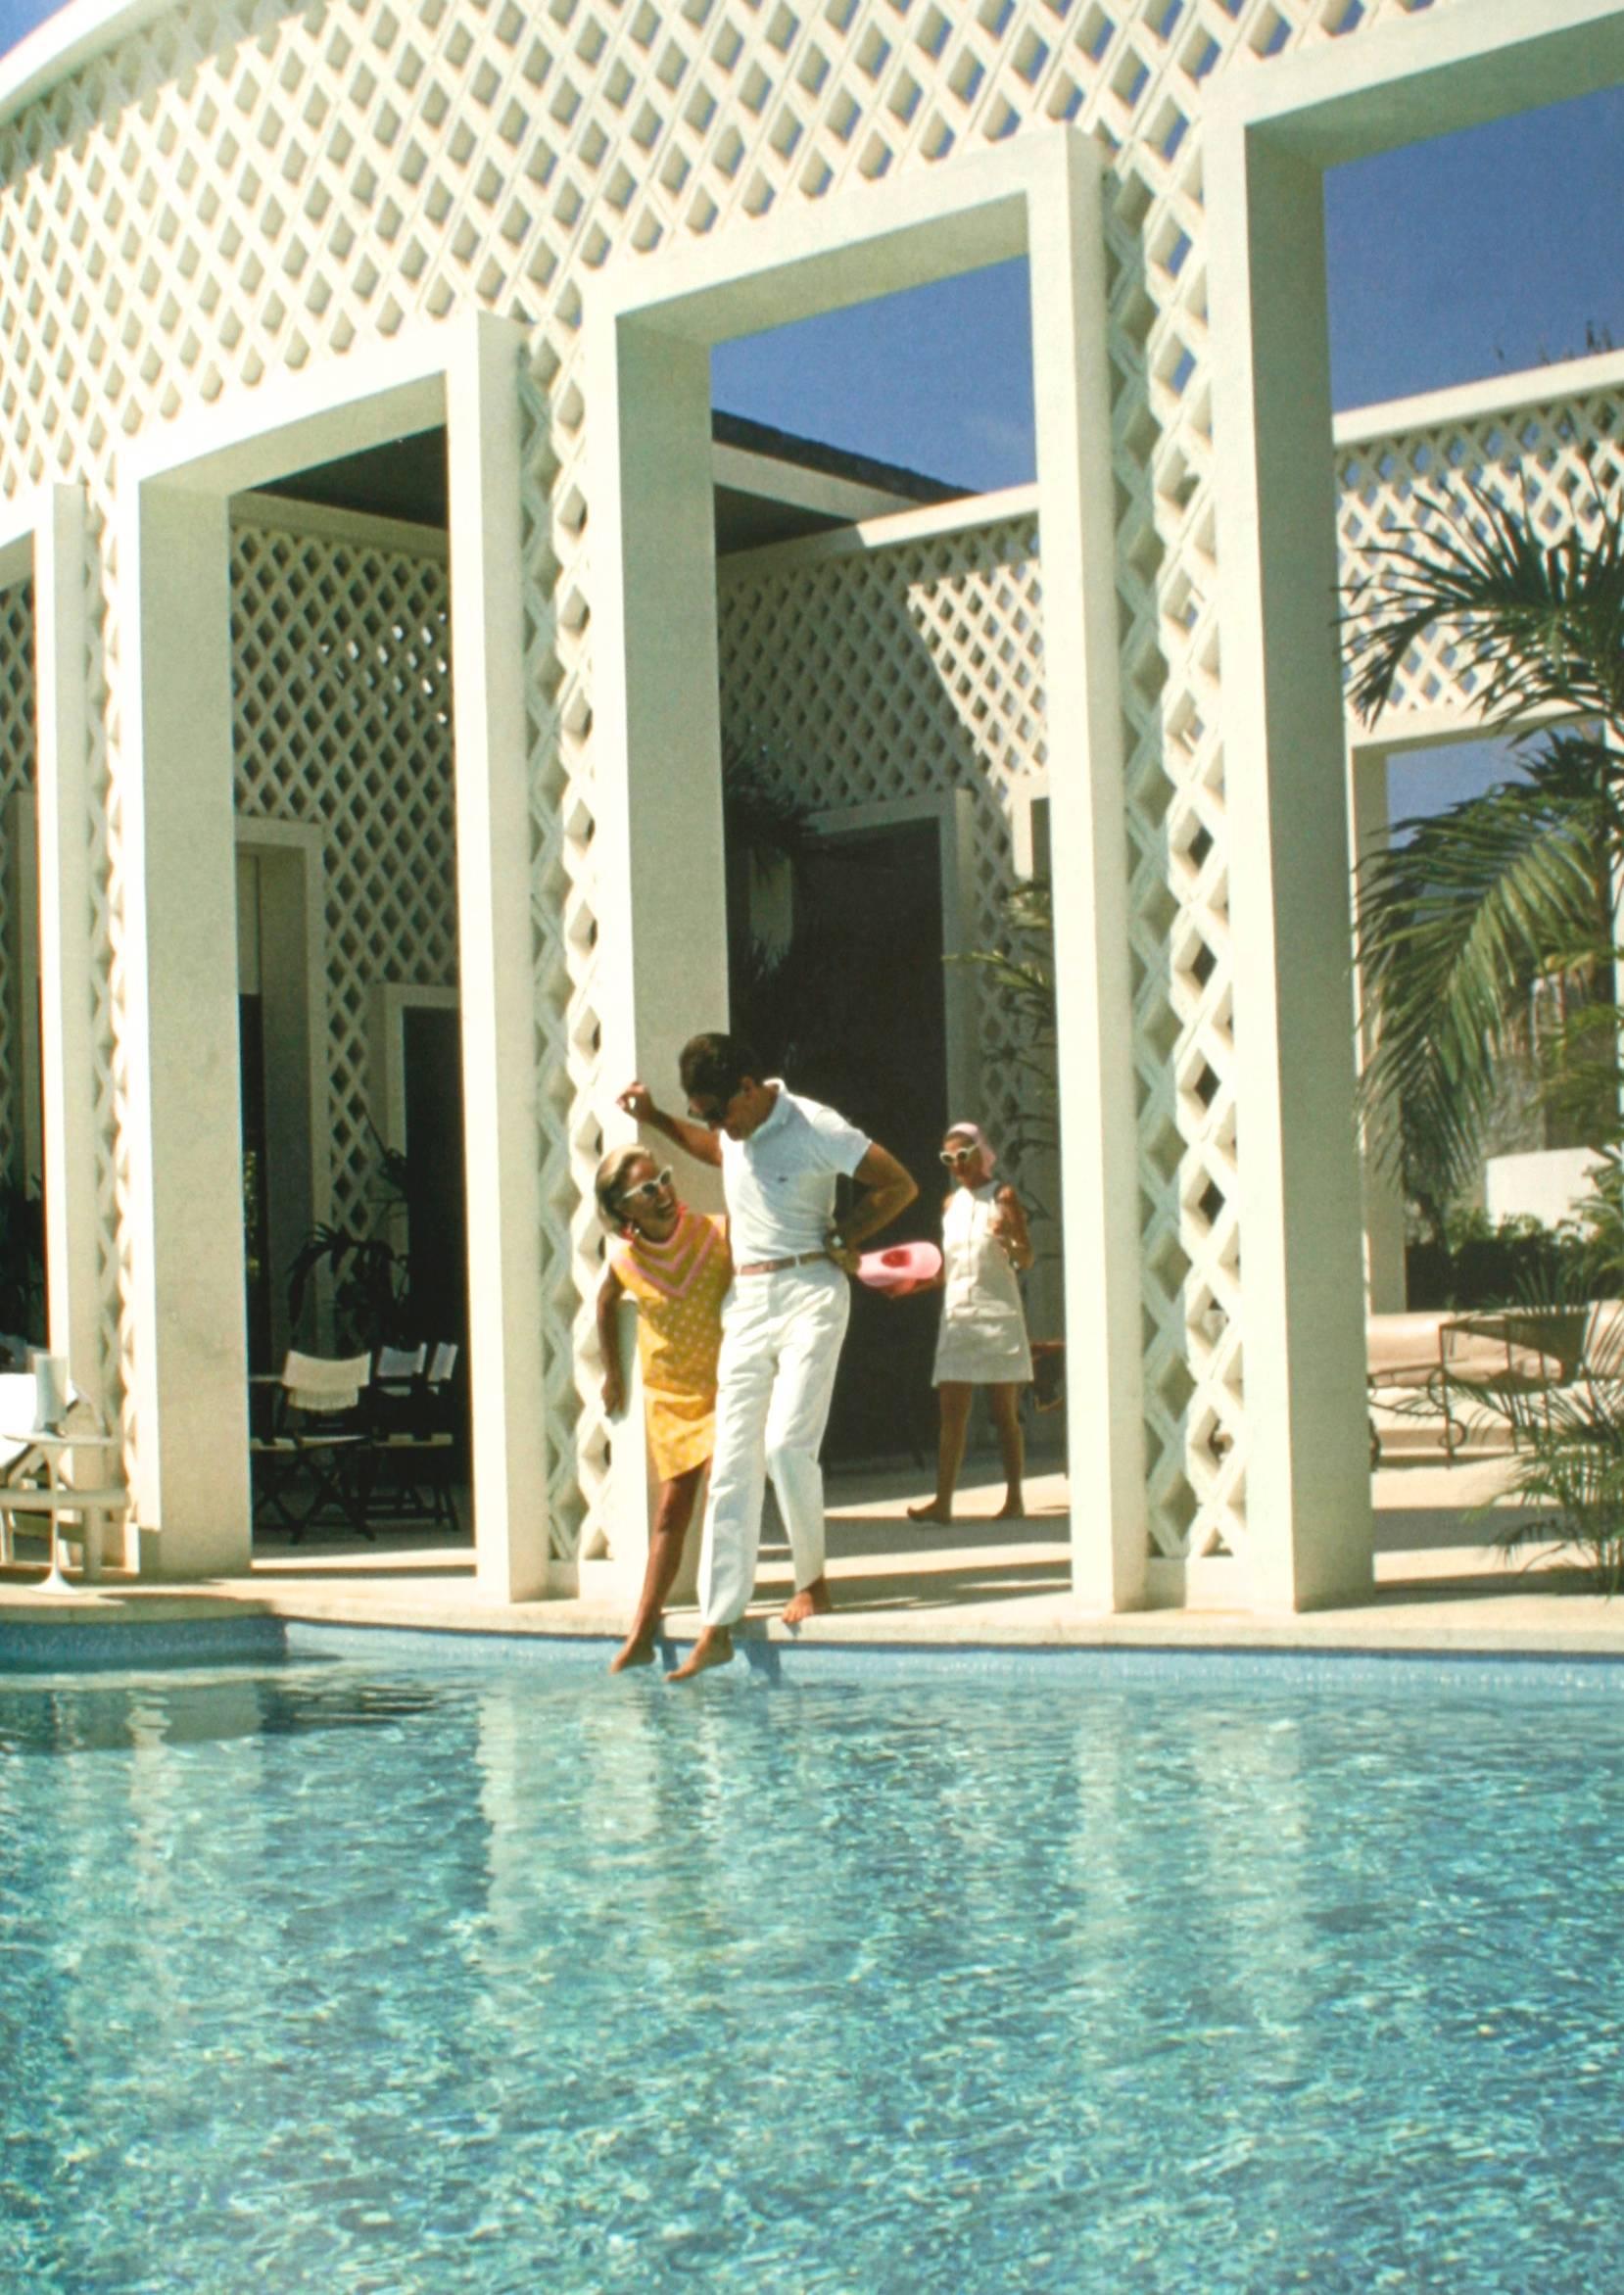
[
  {"xmin": 401, "ymin": 1001, "xmax": 468, "ymax": 1360},
  {"xmin": 748, "ymin": 817, "xmax": 949, "ymax": 1464},
  {"xmin": 234, "ymin": 834, "xmax": 325, "ymax": 1373}
]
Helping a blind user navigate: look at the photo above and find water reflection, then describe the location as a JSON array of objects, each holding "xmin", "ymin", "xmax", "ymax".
[
  {"xmin": 0, "ymin": 1670, "xmax": 443, "ymax": 1755},
  {"xmin": 2, "ymin": 1664, "xmax": 1621, "ymax": 2290}
]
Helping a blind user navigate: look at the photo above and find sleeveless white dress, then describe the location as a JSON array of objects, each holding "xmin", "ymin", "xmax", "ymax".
[{"xmin": 931, "ymin": 1182, "xmax": 1033, "ymax": 1386}]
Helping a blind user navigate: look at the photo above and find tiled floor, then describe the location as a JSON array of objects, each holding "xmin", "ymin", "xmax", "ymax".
[{"xmin": 5, "ymin": 1447, "xmax": 1621, "ymax": 1658}]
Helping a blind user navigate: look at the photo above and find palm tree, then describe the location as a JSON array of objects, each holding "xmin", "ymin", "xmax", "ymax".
[
  {"xmin": 1346, "ymin": 465, "xmax": 1624, "ymax": 1230},
  {"xmin": 1347, "ymin": 465, "xmax": 1624, "ymax": 1589}
]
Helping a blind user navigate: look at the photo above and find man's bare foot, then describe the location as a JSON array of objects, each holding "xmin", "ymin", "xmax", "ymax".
[
  {"xmin": 906, "ymin": 1500, "xmax": 953, "ymax": 1525},
  {"xmin": 781, "ymin": 1576, "xmax": 833, "ymax": 1627},
  {"xmin": 666, "ymin": 1625, "xmax": 734, "ymax": 1683},
  {"xmin": 996, "ymin": 1494, "xmax": 1027, "ymax": 1520},
  {"xmin": 609, "ymin": 1631, "xmax": 657, "ymax": 1674}
]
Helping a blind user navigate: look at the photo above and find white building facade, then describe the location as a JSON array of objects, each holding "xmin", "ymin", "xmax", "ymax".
[{"xmin": 0, "ymin": 0, "xmax": 1618, "ymax": 1608}]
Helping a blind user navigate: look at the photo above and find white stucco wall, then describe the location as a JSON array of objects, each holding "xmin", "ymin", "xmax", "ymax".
[
  {"xmin": 0, "ymin": 0, "xmax": 1614, "ymax": 1598},
  {"xmin": 1485, "ymin": 1148, "xmax": 1604, "ymax": 1229}
]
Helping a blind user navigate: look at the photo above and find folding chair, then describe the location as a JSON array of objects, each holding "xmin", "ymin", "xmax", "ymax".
[
  {"xmin": 367, "ymin": 1341, "xmax": 460, "ymax": 1533},
  {"xmin": 251, "ymin": 1351, "xmax": 376, "ymax": 1541}
]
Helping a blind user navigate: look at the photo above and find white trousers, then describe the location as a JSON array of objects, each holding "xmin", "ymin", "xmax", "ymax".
[{"xmin": 698, "ymin": 1263, "xmax": 851, "ymax": 1627}]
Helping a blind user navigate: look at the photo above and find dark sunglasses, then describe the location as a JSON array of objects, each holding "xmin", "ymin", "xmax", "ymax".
[
  {"xmin": 692, "ymin": 1087, "xmax": 742, "ymax": 1130},
  {"xmin": 623, "ymin": 1167, "xmax": 674, "ymax": 1204}
]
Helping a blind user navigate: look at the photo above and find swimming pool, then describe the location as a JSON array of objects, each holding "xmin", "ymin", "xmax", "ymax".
[{"xmin": 3, "ymin": 1640, "xmax": 1621, "ymax": 2292}]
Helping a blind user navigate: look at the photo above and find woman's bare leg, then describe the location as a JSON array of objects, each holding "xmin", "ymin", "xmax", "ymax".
[
  {"xmin": 610, "ymin": 1461, "xmax": 705, "ymax": 1672},
  {"xmin": 908, "ymin": 1383, "xmax": 973, "ymax": 1524},
  {"xmin": 989, "ymin": 1384, "xmax": 1026, "ymax": 1518}
]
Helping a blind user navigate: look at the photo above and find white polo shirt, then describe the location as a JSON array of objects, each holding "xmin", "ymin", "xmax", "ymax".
[{"xmin": 721, "ymin": 1082, "xmax": 872, "ymax": 1263}]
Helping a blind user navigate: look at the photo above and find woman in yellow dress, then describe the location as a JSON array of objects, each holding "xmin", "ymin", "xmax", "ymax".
[{"xmin": 595, "ymin": 1145, "xmax": 732, "ymax": 1673}]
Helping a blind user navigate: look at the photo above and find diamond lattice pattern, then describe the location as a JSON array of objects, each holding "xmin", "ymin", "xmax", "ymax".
[
  {"xmin": 720, "ymin": 517, "xmax": 1044, "ymax": 1152},
  {"xmin": 0, "ymin": 581, "xmax": 34, "ymax": 1185},
  {"xmin": 231, "ymin": 517, "xmax": 457, "ymax": 1241},
  {"xmin": 0, "ymin": 0, "xmax": 1476, "ymax": 1567},
  {"xmin": 1338, "ymin": 386, "xmax": 1624, "ymax": 721}
]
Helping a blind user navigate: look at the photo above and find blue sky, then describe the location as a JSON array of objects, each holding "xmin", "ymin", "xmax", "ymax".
[
  {"xmin": 713, "ymin": 83, "xmax": 1624, "ymax": 494},
  {"xmin": 0, "ymin": 0, "xmax": 44, "ymax": 51}
]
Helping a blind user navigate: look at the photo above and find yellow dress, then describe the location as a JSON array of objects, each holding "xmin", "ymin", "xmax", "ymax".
[{"xmin": 611, "ymin": 1209, "xmax": 732, "ymax": 1479}]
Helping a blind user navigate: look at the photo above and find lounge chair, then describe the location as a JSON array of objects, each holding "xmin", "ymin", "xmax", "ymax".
[
  {"xmin": 0, "ymin": 1366, "xmax": 126, "ymax": 1584},
  {"xmin": 1368, "ymin": 1305, "xmax": 1594, "ymax": 1466}
]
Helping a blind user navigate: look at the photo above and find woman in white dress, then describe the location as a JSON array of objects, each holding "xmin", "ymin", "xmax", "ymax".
[{"xmin": 907, "ymin": 1123, "xmax": 1034, "ymax": 1524}]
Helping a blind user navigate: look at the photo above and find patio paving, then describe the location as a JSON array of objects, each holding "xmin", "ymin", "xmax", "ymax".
[{"xmin": 4, "ymin": 1448, "xmax": 1622, "ymax": 1659}]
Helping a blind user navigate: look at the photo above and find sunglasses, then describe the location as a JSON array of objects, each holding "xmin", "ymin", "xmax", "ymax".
[
  {"xmin": 939, "ymin": 1145, "xmax": 979, "ymax": 1167},
  {"xmin": 692, "ymin": 1087, "xmax": 742, "ymax": 1130},
  {"xmin": 622, "ymin": 1167, "xmax": 674, "ymax": 1205}
]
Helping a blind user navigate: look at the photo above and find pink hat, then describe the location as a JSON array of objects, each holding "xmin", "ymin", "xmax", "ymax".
[{"xmin": 855, "ymin": 1240, "xmax": 942, "ymax": 1297}]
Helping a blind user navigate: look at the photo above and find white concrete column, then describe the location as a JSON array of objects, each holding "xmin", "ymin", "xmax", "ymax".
[
  {"xmin": 31, "ymin": 488, "xmax": 106, "ymax": 1417},
  {"xmin": 1027, "ymin": 132, "xmax": 1148, "ymax": 1610},
  {"xmin": 1349, "ymin": 746, "xmax": 1407, "ymax": 1313},
  {"xmin": 586, "ymin": 310, "xmax": 731, "ymax": 1580},
  {"xmin": 444, "ymin": 311, "xmax": 559, "ymax": 1602},
  {"xmin": 117, "ymin": 480, "xmax": 252, "ymax": 1575},
  {"xmin": 1207, "ymin": 121, "xmax": 1372, "ymax": 1609}
]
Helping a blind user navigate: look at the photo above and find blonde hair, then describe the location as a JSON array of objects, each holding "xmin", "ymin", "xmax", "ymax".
[{"xmin": 595, "ymin": 1144, "xmax": 650, "ymax": 1229}]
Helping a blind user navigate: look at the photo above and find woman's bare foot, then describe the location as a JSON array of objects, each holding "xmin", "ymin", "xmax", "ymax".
[
  {"xmin": 609, "ymin": 1631, "xmax": 658, "ymax": 1673},
  {"xmin": 781, "ymin": 1576, "xmax": 832, "ymax": 1627},
  {"xmin": 666, "ymin": 1624, "xmax": 734, "ymax": 1682},
  {"xmin": 996, "ymin": 1493, "xmax": 1027, "ymax": 1520},
  {"xmin": 906, "ymin": 1500, "xmax": 953, "ymax": 1525}
]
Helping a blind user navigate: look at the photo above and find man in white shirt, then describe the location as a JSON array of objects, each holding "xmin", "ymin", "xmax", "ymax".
[{"xmin": 617, "ymin": 1032, "xmax": 917, "ymax": 1680}]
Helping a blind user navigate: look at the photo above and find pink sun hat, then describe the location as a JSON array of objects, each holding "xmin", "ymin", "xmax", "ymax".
[{"xmin": 855, "ymin": 1240, "xmax": 942, "ymax": 1297}]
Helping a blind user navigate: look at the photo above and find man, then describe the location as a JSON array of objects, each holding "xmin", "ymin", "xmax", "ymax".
[{"xmin": 617, "ymin": 1033, "xmax": 917, "ymax": 1680}]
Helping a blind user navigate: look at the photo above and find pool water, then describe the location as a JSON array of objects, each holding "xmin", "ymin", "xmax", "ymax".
[{"xmin": 2, "ymin": 1648, "xmax": 1622, "ymax": 2293}]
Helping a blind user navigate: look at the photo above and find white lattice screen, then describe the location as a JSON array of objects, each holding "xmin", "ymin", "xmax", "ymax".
[
  {"xmin": 714, "ymin": 364, "xmax": 1624, "ymax": 1561},
  {"xmin": 0, "ymin": 0, "xmax": 1497, "ymax": 1570},
  {"xmin": 0, "ymin": 581, "xmax": 34, "ymax": 1186},
  {"xmin": 1338, "ymin": 381, "xmax": 1624, "ymax": 725},
  {"xmin": 230, "ymin": 517, "xmax": 457, "ymax": 1242},
  {"xmin": 714, "ymin": 499, "xmax": 1234, "ymax": 1556},
  {"xmin": 719, "ymin": 512, "xmax": 1043, "ymax": 1139}
]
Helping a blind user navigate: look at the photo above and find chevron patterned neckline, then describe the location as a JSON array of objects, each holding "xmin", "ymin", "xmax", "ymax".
[{"xmin": 621, "ymin": 1207, "xmax": 726, "ymax": 1303}]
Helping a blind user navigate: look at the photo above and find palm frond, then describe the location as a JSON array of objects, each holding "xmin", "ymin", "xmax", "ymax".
[
  {"xmin": 1499, "ymin": 1414, "xmax": 1624, "ymax": 1596},
  {"xmin": 721, "ymin": 735, "xmax": 815, "ymax": 862},
  {"xmin": 947, "ymin": 879, "xmax": 1057, "ymax": 1044},
  {"xmin": 1356, "ymin": 743, "xmax": 1613, "ymax": 1201},
  {"xmin": 1343, "ymin": 466, "xmax": 1624, "ymax": 734},
  {"xmin": 1530, "ymin": 992, "xmax": 1621, "ymax": 1143}
]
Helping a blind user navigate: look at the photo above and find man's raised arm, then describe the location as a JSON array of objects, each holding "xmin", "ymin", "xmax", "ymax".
[{"xmin": 616, "ymin": 1080, "xmax": 723, "ymax": 1169}]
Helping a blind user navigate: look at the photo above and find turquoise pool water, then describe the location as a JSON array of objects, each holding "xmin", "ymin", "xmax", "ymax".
[{"xmin": 2, "ymin": 1644, "xmax": 1622, "ymax": 2292}]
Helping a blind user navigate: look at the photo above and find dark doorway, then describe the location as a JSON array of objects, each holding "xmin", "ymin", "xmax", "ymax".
[
  {"xmin": 402, "ymin": 1004, "xmax": 467, "ymax": 1356},
  {"xmin": 767, "ymin": 818, "xmax": 948, "ymax": 1465},
  {"xmin": 238, "ymin": 993, "xmax": 274, "ymax": 1372}
]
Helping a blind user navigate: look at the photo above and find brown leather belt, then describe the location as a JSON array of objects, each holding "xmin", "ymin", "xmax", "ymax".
[{"xmin": 736, "ymin": 1250, "xmax": 830, "ymax": 1276}]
